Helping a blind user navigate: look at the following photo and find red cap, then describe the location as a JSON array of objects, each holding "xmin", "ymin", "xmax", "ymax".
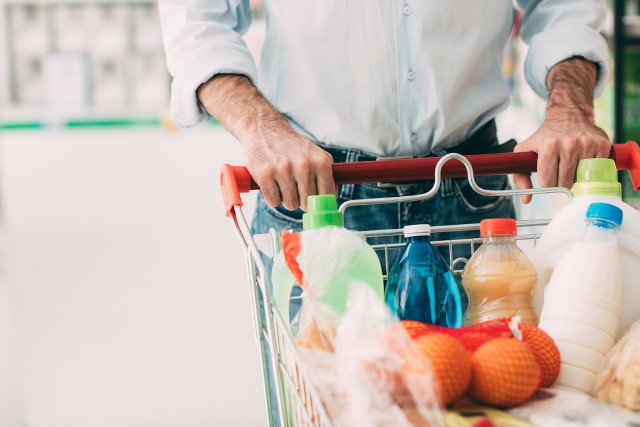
[{"xmin": 480, "ymin": 218, "xmax": 516, "ymax": 237}]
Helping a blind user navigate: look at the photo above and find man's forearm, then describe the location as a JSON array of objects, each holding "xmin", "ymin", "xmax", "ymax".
[
  {"xmin": 513, "ymin": 56, "xmax": 610, "ymax": 196},
  {"xmin": 196, "ymin": 73, "xmax": 336, "ymax": 210},
  {"xmin": 196, "ymin": 74, "xmax": 294, "ymax": 144},
  {"xmin": 545, "ymin": 57, "xmax": 598, "ymax": 123}
]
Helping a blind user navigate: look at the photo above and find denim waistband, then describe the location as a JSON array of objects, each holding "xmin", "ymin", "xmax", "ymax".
[{"xmin": 316, "ymin": 119, "xmax": 500, "ymax": 164}]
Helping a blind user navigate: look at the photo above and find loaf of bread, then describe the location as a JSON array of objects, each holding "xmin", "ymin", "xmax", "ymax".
[{"xmin": 594, "ymin": 323, "xmax": 640, "ymax": 411}]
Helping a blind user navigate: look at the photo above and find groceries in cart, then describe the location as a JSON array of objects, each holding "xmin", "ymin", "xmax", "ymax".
[
  {"xmin": 385, "ymin": 224, "xmax": 464, "ymax": 328},
  {"xmin": 533, "ymin": 158, "xmax": 640, "ymax": 336},
  {"xmin": 539, "ymin": 202, "xmax": 624, "ymax": 394},
  {"xmin": 272, "ymin": 194, "xmax": 384, "ymax": 329},
  {"xmin": 462, "ymin": 218, "xmax": 538, "ymax": 325},
  {"xmin": 221, "ymin": 145, "xmax": 640, "ymax": 426},
  {"xmin": 300, "ymin": 285, "xmax": 447, "ymax": 426},
  {"xmin": 594, "ymin": 319, "xmax": 640, "ymax": 411}
]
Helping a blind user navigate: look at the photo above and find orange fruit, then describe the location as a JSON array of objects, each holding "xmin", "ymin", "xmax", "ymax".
[
  {"xmin": 414, "ymin": 333, "xmax": 472, "ymax": 405},
  {"xmin": 520, "ymin": 324, "xmax": 561, "ymax": 388},
  {"xmin": 399, "ymin": 320, "xmax": 432, "ymax": 340},
  {"xmin": 469, "ymin": 338, "xmax": 541, "ymax": 407}
]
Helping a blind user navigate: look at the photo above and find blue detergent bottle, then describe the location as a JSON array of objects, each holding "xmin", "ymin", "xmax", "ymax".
[{"xmin": 385, "ymin": 224, "xmax": 463, "ymax": 327}]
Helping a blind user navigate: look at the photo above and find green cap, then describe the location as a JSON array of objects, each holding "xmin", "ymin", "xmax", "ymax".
[
  {"xmin": 303, "ymin": 195, "xmax": 344, "ymax": 230},
  {"xmin": 572, "ymin": 158, "xmax": 621, "ymax": 197}
]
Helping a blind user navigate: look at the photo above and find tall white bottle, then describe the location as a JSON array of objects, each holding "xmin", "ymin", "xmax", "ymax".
[
  {"xmin": 532, "ymin": 158, "xmax": 640, "ymax": 337},
  {"xmin": 539, "ymin": 203, "xmax": 624, "ymax": 394}
]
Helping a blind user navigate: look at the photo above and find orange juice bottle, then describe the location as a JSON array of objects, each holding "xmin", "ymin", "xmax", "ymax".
[{"xmin": 461, "ymin": 219, "xmax": 538, "ymax": 325}]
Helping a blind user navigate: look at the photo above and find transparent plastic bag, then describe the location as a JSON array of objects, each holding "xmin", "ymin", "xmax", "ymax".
[
  {"xmin": 282, "ymin": 227, "xmax": 382, "ymax": 351},
  {"xmin": 594, "ymin": 320, "xmax": 640, "ymax": 410},
  {"xmin": 301, "ymin": 284, "xmax": 445, "ymax": 427}
]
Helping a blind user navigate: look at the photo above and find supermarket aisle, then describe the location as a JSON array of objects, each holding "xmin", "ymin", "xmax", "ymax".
[{"xmin": 0, "ymin": 127, "xmax": 264, "ymax": 427}]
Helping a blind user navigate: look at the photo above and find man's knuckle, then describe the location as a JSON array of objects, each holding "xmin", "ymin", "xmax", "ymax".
[
  {"xmin": 277, "ymin": 160, "xmax": 292, "ymax": 174},
  {"xmin": 544, "ymin": 138, "xmax": 559, "ymax": 150},
  {"xmin": 563, "ymin": 137, "xmax": 578, "ymax": 151},
  {"xmin": 259, "ymin": 165, "xmax": 276, "ymax": 179},
  {"xmin": 297, "ymin": 158, "xmax": 311, "ymax": 172},
  {"xmin": 311, "ymin": 152, "xmax": 331, "ymax": 168}
]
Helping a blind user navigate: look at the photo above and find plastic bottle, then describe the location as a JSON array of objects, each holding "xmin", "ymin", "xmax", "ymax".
[
  {"xmin": 271, "ymin": 195, "xmax": 384, "ymax": 326},
  {"xmin": 539, "ymin": 203, "xmax": 624, "ymax": 394},
  {"xmin": 532, "ymin": 158, "xmax": 640, "ymax": 337},
  {"xmin": 461, "ymin": 218, "xmax": 538, "ymax": 325},
  {"xmin": 385, "ymin": 225, "xmax": 463, "ymax": 328}
]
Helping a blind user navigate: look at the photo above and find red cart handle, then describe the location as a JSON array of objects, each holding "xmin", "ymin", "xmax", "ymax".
[{"xmin": 220, "ymin": 141, "xmax": 640, "ymax": 216}]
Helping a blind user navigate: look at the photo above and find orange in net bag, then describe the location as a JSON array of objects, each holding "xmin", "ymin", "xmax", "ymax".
[
  {"xmin": 398, "ymin": 317, "xmax": 561, "ymax": 397},
  {"xmin": 469, "ymin": 337, "xmax": 541, "ymax": 407},
  {"xmin": 412, "ymin": 333, "xmax": 472, "ymax": 405}
]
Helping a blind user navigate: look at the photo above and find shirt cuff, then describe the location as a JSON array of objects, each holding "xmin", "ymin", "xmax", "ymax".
[
  {"xmin": 524, "ymin": 26, "xmax": 612, "ymax": 99},
  {"xmin": 169, "ymin": 44, "xmax": 258, "ymax": 128}
]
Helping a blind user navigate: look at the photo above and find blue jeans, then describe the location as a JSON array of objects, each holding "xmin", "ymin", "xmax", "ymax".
[{"xmin": 250, "ymin": 145, "xmax": 515, "ymax": 426}]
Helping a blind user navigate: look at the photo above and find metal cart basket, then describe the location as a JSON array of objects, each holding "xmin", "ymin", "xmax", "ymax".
[{"xmin": 220, "ymin": 144, "xmax": 640, "ymax": 427}]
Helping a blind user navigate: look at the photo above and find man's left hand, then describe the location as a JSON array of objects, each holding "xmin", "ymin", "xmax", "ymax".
[
  {"xmin": 513, "ymin": 117, "xmax": 610, "ymax": 203},
  {"xmin": 512, "ymin": 57, "xmax": 611, "ymax": 204}
]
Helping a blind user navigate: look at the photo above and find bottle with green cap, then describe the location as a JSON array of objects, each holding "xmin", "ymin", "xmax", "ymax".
[
  {"xmin": 271, "ymin": 194, "xmax": 384, "ymax": 328},
  {"xmin": 532, "ymin": 158, "xmax": 640, "ymax": 337}
]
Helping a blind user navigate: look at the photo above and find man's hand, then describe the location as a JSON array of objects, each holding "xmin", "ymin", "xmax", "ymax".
[
  {"xmin": 241, "ymin": 120, "xmax": 335, "ymax": 212},
  {"xmin": 198, "ymin": 74, "xmax": 335, "ymax": 211},
  {"xmin": 513, "ymin": 57, "xmax": 611, "ymax": 203}
]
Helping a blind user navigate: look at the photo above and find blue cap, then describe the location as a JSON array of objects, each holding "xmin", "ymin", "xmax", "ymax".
[{"xmin": 586, "ymin": 202, "xmax": 623, "ymax": 226}]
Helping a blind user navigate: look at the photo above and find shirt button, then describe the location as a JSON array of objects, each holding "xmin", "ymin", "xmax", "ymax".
[
  {"xmin": 403, "ymin": 5, "xmax": 412, "ymax": 15},
  {"xmin": 410, "ymin": 133, "xmax": 418, "ymax": 143},
  {"xmin": 406, "ymin": 69, "xmax": 416, "ymax": 81}
]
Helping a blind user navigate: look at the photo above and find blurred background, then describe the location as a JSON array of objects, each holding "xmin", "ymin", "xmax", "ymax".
[{"xmin": 0, "ymin": 0, "xmax": 632, "ymax": 426}]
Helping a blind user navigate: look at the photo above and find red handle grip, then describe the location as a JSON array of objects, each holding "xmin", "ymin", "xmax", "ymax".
[{"xmin": 220, "ymin": 141, "xmax": 640, "ymax": 216}]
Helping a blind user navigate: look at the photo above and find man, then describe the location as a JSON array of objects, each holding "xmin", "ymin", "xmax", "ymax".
[
  {"xmin": 159, "ymin": 1, "xmax": 611, "ymax": 233},
  {"xmin": 159, "ymin": 0, "xmax": 610, "ymax": 423}
]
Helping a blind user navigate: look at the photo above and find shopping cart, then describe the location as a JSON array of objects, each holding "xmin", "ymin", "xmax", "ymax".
[{"xmin": 220, "ymin": 143, "xmax": 640, "ymax": 427}]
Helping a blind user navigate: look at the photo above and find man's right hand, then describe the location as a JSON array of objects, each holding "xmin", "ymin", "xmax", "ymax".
[
  {"xmin": 243, "ymin": 130, "xmax": 335, "ymax": 211},
  {"xmin": 197, "ymin": 74, "xmax": 336, "ymax": 211}
]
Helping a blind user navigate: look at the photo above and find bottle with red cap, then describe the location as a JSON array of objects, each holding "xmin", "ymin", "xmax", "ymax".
[{"xmin": 461, "ymin": 218, "xmax": 538, "ymax": 325}]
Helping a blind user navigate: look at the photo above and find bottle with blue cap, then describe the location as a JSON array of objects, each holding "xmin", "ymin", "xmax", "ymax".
[
  {"xmin": 539, "ymin": 202, "xmax": 624, "ymax": 393},
  {"xmin": 385, "ymin": 224, "xmax": 463, "ymax": 328},
  {"xmin": 532, "ymin": 158, "xmax": 640, "ymax": 336}
]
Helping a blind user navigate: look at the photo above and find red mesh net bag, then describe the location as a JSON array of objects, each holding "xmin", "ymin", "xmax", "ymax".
[{"xmin": 403, "ymin": 318, "xmax": 514, "ymax": 352}]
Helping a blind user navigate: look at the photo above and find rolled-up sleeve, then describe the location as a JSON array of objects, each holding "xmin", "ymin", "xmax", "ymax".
[
  {"xmin": 158, "ymin": 0, "xmax": 258, "ymax": 127},
  {"xmin": 518, "ymin": 0, "xmax": 611, "ymax": 99}
]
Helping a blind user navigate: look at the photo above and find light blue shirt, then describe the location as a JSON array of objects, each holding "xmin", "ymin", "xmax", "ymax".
[{"xmin": 159, "ymin": 0, "xmax": 611, "ymax": 157}]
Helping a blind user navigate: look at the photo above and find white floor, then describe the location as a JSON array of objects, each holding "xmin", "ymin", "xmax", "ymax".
[{"xmin": 0, "ymin": 127, "xmax": 265, "ymax": 427}]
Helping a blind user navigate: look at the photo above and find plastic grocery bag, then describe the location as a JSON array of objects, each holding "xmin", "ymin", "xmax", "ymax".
[
  {"xmin": 282, "ymin": 227, "xmax": 383, "ymax": 351},
  {"xmin": 594, "ymin": 320, "xmax": 640, "ymax": 410},
  {"xmin": 301, "ymin": 283, "xmax": 445, "ymax": 427}
]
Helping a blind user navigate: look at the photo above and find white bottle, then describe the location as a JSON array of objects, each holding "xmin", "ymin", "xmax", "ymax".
[
  {"xmin": 533, "ymin": 159, "xmax": 640, "ymax": 337},
  {"xmin": 539, "ymin": 203, "xmax": 624, "ymax": 394}
]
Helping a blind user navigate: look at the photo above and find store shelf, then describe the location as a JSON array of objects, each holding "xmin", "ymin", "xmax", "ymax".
[
  {"xmin": 0, "ymin": 0, "xmax": 152, "ymax": 5},
  {"xmin": 0, "ymin": 0, "xmax": 170, "ymax": 127}
]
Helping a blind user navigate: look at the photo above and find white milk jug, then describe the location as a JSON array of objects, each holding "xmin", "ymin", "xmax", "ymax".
[
  {"xmin": 539, "ymin": 203, "xmax": 624, "ymax": 394},
  {"xmin": 533, "ymin": 159, "xmax": 640, "ymax": 336}
]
